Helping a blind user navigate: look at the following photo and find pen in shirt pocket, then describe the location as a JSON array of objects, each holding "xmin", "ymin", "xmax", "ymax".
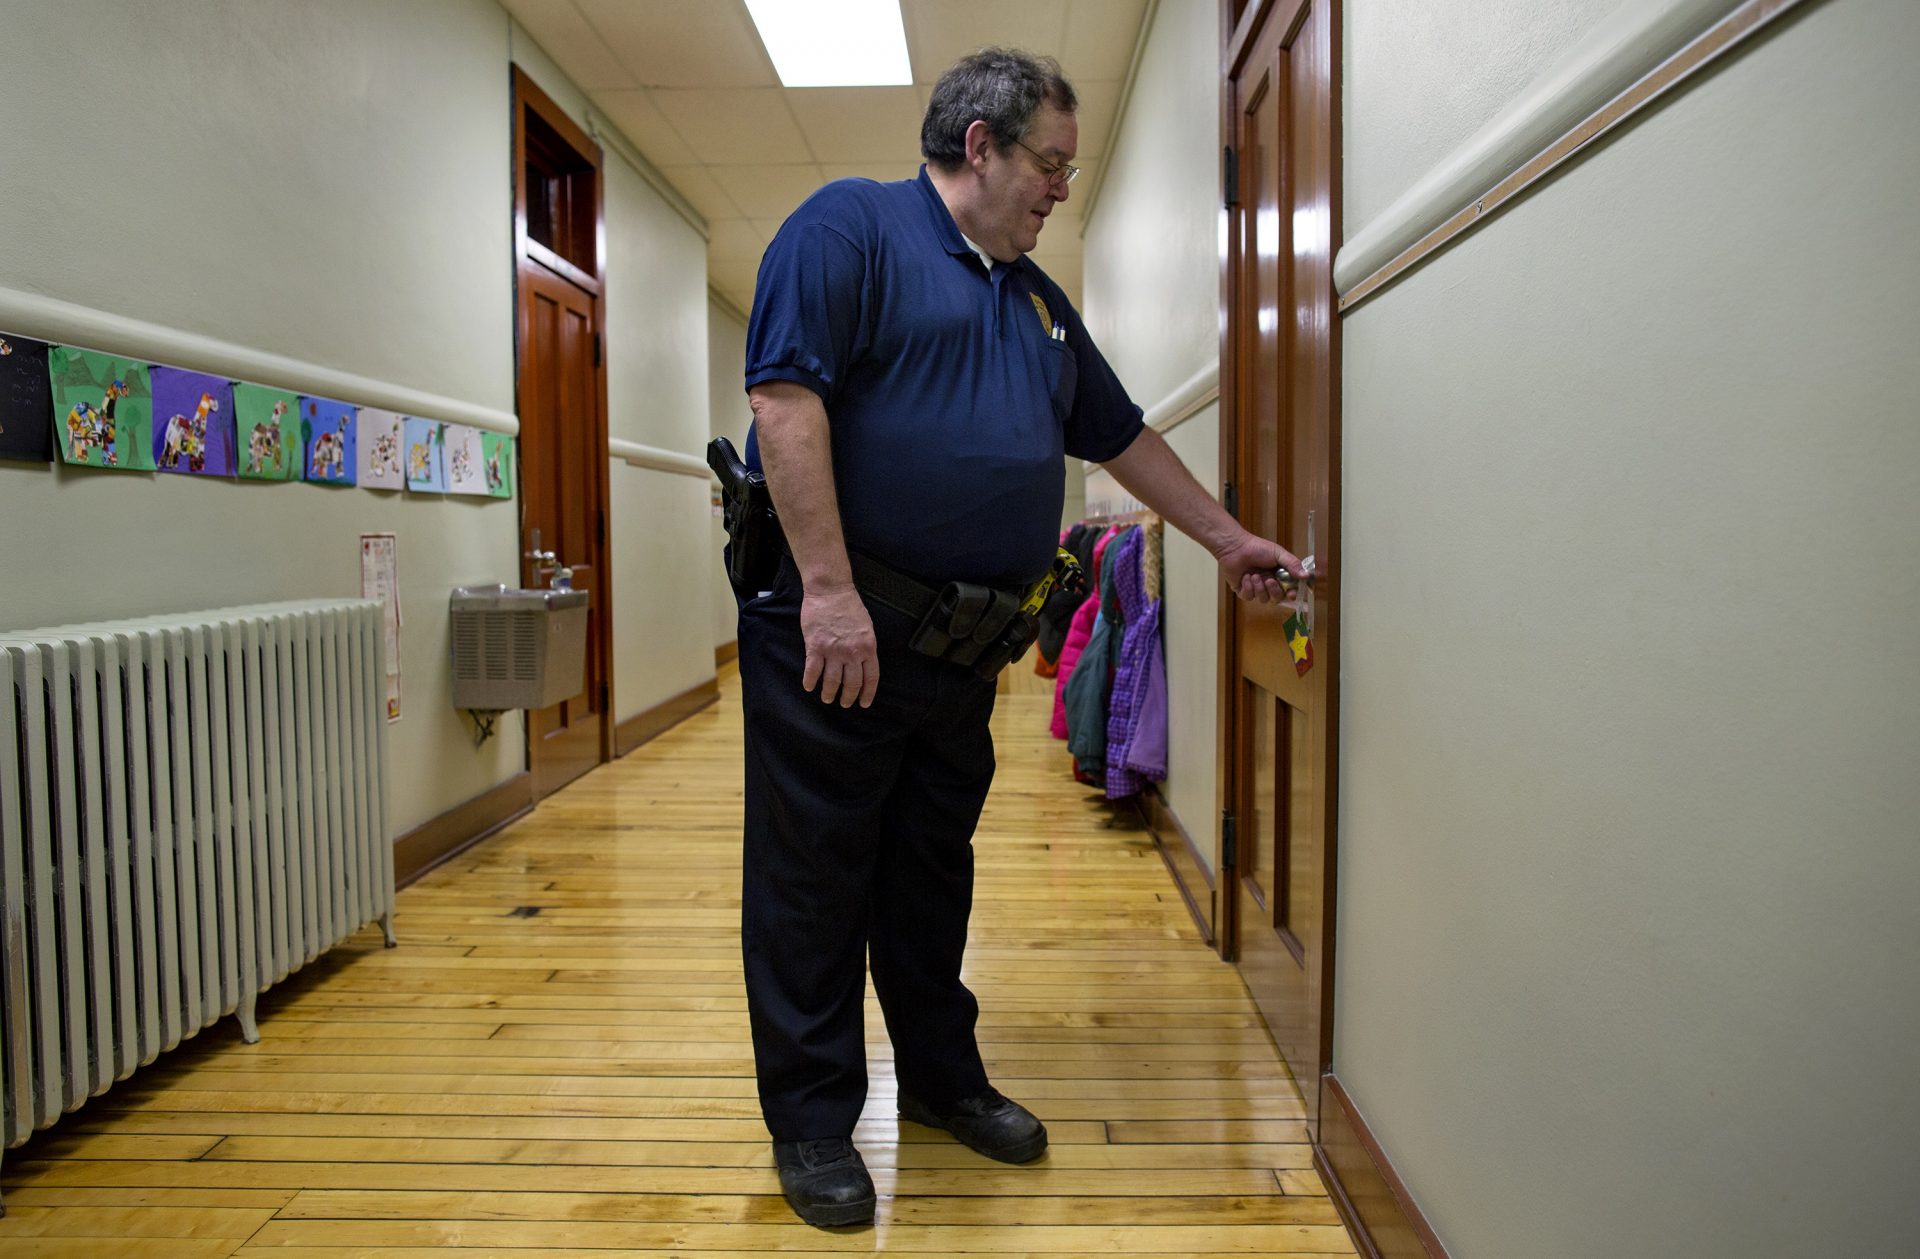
[{"xmin": 1050, "ymin": 321, "xmax": 1065, "ymax": 342}]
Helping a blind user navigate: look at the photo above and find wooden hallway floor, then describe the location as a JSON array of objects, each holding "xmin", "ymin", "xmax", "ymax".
[{"xmin": 0, "ymin": 665, "xmax": 1356, "ymax": 1257}]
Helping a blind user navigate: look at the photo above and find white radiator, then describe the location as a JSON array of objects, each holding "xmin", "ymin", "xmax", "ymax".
[{"xmin": 0, "ymin": 599, "xmax": 394, "ymax": 1203}]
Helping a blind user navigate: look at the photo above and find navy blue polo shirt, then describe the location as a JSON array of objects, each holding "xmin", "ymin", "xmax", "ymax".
[{"xmin": 744, "ymin": 166, "xmax": 1144, "ymax": 588}]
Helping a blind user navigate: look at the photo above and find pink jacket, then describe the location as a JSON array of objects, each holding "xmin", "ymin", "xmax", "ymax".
[{"xmin": 1049, "ymin": 592, "xmax": 1100, "ymax": 739}]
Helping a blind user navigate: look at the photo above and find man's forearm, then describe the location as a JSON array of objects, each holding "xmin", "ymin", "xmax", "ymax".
[
  {"xmin": 1099, "ymin": 426, "xmax": 1243, "ymax": 557},
  {"xmin": 748, "ymin": 382, "xmax": 855, "ymax": 593}
]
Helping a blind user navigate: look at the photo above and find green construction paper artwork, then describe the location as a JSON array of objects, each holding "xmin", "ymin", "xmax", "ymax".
[
  {"xmin": 481, "ymin": 432, "xmax": 514, "ymax": 499},
  {"xmin": 232, "ymin": 382, "xmax": 302, "ymax": 481},
  {"xmin": 49, "ymin": 346, "xmax": 153, "ymax": 470}
]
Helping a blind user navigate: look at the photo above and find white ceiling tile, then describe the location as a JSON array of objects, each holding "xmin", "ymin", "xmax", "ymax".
[
  {"xmin": 709, "ymin": 164, "xmax": 831, "ymax": 219},
  {"xmin": 593, "ymin": 90, "xmax": 700, "ymax": 166},
  {"xmin": 504, "ymin": 0, "xmax": 638, "ymax": 90},
  {"xmin": 653, "ymin": 89, "xmax": 810, "ymax": 164},
  {"xmin": 749, "ymin": 217, "xmax": 798, "ymax": 242},
  {"xmin": 574, "ymin": 0, "xmax": 779, "ymax": 88},
  {"xmin": 707, "ymin": 218, "xmax": 771, "ymax": 263},
  {"xmin": 1069, "ymin": 79, "xmax": 1122, "ymax": 161},
  {"xmin": 785, "ymin": 87, "xmax": 925, "ymax": 164},
  {"xmin": 1063, "ymin": 0, "xmax": 1149, "ymax": 82},
  {"xmin": 656, "ymin": 166, "xmax": 744, "ymax": 221},
  {"xmin": 820, "ymin": 162, "xmax": 924, "ymax": 184},
  {"xmin": 903, "ymin": 0, "xmax": 1071, "ymax": 82}
]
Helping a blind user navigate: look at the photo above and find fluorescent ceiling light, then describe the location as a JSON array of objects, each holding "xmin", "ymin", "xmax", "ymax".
[{"xmin": 744, "ymin": 0, "xmax": 913, "ymax": 87}]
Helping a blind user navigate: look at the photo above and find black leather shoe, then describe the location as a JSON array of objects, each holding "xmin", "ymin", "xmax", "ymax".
[
  {"xmin": 898, "ymin": 1087, "xmax": 1048, "ymax": 1163},
  {"xmin": 772, "ymin": 1139, "xmax": 875, "ymax": 1228}
]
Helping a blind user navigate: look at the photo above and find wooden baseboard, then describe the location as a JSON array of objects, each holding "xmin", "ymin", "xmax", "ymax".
[
  {"xmin": 715, "ymin": 640, "xmax": 738, "ymax": 667},
  {"xmin": 615, "ymin": 676, "xmax": 722, "ymax": 758},
  {"xmin": 1315, "ymin": 1073, "xmax": 1451, "ymax": 1259},
  {"xmin": 393, "ymin": 772, "xmax": 534, "ymax": 889},
  {"xmin": 1136, "ymin": 786, "xmax": 1217, "ymax": 949}
]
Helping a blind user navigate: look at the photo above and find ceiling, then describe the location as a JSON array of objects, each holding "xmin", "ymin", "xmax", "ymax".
[{"xmin": 501, "ymin": 0, "xmax": 1152, "ymax": 316}]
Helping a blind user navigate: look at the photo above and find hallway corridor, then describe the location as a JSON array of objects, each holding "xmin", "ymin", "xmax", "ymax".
[{"xmin": 0, "ymin": 668, "xmax": 1355, "ymax": 1256}]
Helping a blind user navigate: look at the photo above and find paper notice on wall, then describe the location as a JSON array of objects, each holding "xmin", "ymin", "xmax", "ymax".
[{"xmin": 359, "ymin": 532, "xmax": 403, "ymax": 723}]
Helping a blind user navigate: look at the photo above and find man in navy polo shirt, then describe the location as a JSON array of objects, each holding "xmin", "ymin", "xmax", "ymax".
[{"xmin": 739, "ymin": 48, "xmax": 1303, "ymax": 1227}]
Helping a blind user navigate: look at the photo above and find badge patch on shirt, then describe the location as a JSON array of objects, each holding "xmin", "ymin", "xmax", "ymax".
[{"xmin": 1028, "ymin": 292, "xmax": 1052, "ymax": 336}]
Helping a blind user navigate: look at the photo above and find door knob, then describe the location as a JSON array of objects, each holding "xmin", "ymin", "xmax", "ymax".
[{"xmin": 1274, "ymin": 511, "xmax": 1318, "ymax": 586}]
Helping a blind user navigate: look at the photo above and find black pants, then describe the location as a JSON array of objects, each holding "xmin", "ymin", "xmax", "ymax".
[{"xmin": 738, "ymin": 556, "xmax": 997, "ymax": 1141}]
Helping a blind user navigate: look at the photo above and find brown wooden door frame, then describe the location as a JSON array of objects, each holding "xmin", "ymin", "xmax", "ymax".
[
  {"xmin": 512, "ymin": 66, "xmax": 615, "ymax": 796},
  {"xmin": 1216, "ymin": 0, "xmax": 1342, "ymax": 1128}
]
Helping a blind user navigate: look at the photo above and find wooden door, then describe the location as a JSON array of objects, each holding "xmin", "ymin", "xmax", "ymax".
[
  {"xmin": 514, "ymin": 68, "xmax": 613, "ymax": 800},
  {"xmin": 1220, "ymin": 0, "xmax": 1340, "ymax": 1130}
]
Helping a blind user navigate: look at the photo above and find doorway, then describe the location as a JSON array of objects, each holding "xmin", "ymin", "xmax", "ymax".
[
  {"xmin": 1219, "ymin": 0, "xmax": 1341, "ymax": 1130},
  {"xmin": 512, "ymin": 67, "xmax": 614, "ymax": 799}
]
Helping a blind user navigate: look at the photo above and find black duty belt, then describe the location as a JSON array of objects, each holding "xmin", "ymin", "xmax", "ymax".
[{"xmin": 848, "ymin": 551, "xmax": 943, "ymax": 621}]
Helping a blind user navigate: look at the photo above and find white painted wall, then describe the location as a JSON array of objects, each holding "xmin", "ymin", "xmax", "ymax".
[
  {"xmin": 1343, "ymin": 1, "xmax": 1621, "ymax": 230},
  {"xmin": 708, "ymin": 296, "xmax": 752, "ymax": 651},
  {"xmin": 0, "ymin": 0, "xmax": 521, "ymax": 835},
  {"xmin": 1337, "ymin": 2, "xmax": 1920, "ymax": 1255},
  {"xmin": 1082, "ymin": 0, "xmax": 1223, "ymax": 868}
]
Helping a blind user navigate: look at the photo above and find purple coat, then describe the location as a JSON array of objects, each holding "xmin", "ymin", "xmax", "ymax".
[{"xmin": 1104, "ymin": 532, "xmax": 1168, "ymax": 798}]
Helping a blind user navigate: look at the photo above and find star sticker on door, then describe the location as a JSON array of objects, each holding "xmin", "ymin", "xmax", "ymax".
[{"xmin": 1284, "ymin": 609, "xmax": 1314, "ymax": 677}]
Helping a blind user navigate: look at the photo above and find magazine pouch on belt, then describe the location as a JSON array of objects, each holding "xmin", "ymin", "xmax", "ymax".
[{"xmin": 909, "ymin": 583, "xmax": 1028, "ymax": 677}]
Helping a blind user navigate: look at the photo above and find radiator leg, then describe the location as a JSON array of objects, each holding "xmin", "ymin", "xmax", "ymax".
[
  {"xmin": 237, "ymin": 991, "xmax": 261, "ymax": 1045},
  {"xmin": 381, "ymin": 910, "xmax": 398, "ymax": 948}
]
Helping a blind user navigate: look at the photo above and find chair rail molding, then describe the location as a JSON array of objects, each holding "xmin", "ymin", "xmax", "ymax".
[
  {"xmin": 0, "ymin": 282, "xmax": 520, "ymax": 435},
  {"xmin": 609, "ymin": 437, "xmax": 711, "ymax": 479},
  {"xmin": 1334, "ymin": 0, "xmax": 1808, "ymax": 308}
]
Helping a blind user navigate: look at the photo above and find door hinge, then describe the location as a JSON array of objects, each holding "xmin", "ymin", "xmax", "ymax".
[
  {"xmin": 596, "ymin": 507, "xmax": 606, "ymax": 549},
  {"xmin": 1223, "ymin": 480, "xmax": 1239, "ymax": 519},
  {"xmin": 1223, "ymin": 145, "xmax": 1239, "ymax": 209},
  {"xmin": 1222, "ymin": 809, "xmax": 1238, "ymax": 869},
  {"xmin": 599, "ymin": 680, "xmax": 609, "ymax": 711},
  {"xmin": 593, "ymin": 332, "xmax": 602, "ymax": 368}
]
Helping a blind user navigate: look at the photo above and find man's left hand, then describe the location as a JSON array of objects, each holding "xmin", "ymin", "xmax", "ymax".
[{"xmin": 1216, "ymin": 531, "xmax": 1306, "ymax": 604}]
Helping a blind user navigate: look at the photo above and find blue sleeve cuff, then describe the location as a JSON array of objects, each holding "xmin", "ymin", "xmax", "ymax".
[
  {"xmin": 745, "ymin": 364, "xmax": 831, "ymax": 406},
  {"xmin": 1070, "ymin": 407, "xmax": 1146, "ymax": 464}
]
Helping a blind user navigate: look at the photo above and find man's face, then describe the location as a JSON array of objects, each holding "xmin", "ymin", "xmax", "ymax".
[{"xmin": 977, "ymin": 103, "xmax": 1077, "ymax": 261}]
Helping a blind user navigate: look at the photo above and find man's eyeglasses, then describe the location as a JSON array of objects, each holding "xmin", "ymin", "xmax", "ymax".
[{"xmin": 1011, "ymin": 137, "xmax": 1080, "ymax": 187}]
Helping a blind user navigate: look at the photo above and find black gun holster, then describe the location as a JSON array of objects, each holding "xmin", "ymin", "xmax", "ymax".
[{"xmin": 707, "ymin": 436, "xmax": 782, "ymax": 597}]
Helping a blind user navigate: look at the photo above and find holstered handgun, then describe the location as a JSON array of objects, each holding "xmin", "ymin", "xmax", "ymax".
[{"xmin": 707, "ymin": 435, "xmax": 782, "ymax": 596}]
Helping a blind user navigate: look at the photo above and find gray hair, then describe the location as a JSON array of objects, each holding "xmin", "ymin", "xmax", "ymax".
[{"xmin": 921, "ymin": 47, "xmax": 1078, "ymax": 170}]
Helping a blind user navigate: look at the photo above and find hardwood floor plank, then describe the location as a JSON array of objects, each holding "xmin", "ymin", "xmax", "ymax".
[
  {"xmin": 271, "ymin": 1189, "xmax": 1344, "ymax": 1225},
  {"xmin": 238, "ymin": 1218, "xmax": 1357, "ymax": 1251},
  {"xmin": 6, "ymin": 1159, "xmax": 1306, "ymax": 1198}
]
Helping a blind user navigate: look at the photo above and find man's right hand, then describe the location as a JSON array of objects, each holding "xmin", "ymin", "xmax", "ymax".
[{"xmin": 800, "ymin": 584, "xmax": 880, "ymax": 708}]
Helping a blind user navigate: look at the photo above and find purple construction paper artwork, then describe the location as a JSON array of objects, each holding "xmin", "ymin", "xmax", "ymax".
[
  {"xmin": 0, "ymin": 333, "xmax": 54, "ymax": 463},
  {"xmin": 301, "ymin": 396, "xmax": 357, "ymax": 485},
  {"xmin": 150, "ymin": 366, "xmax": 236, "ymax": 476}
]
